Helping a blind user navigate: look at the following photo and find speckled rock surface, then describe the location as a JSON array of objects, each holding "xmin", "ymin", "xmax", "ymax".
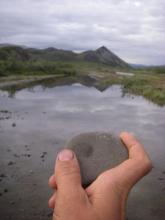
[{"xmin": 66, "ymin": 132, "xmax": 128, "ymax": 187}]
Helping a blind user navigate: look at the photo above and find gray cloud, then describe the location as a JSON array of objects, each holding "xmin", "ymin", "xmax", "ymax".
[{"xmin": 0, "ymin": 0, "xmax": 165, "ymax": 64}]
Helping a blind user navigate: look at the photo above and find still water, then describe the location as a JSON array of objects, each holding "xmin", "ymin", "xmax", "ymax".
[{"xmin": 0, "ymin": 83, "xmax": 165, "ymax": 220}]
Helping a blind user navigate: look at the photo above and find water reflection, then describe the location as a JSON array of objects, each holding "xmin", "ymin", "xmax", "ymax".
[{"xmin": 0, "ymin": 83, "xmax": 165, "ymax": 220}]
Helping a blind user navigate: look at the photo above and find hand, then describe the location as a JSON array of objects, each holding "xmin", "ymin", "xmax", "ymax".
[{"xmin": 48, "ymin": 132, "xmax": 152, "ymax": 220}]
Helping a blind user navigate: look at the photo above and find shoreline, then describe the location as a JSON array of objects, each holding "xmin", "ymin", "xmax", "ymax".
[
  {"xmin": 0, "ymin": 71, "xmax": 165, "ymax": 106},
  {"xmin": 0, "ymin": 75, "xmax": 64, "ymax": 89}
]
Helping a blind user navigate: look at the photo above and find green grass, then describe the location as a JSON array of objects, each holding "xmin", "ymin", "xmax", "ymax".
[
  {"xmin": 0, "ymin": 60, "xmax": 77, "ymax": 77},
  {"xmin": 102, "ymin": 73, "xmax": 165, "ymax": 106},
  {"xmin": 122, "ymin": 75, "xmax": 165, "ymax": 106}
]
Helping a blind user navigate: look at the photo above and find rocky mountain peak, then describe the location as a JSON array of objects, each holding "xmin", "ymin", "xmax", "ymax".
[{"xmin": 96, "ymin": 46, "xmax": 109, "ymax": 52}]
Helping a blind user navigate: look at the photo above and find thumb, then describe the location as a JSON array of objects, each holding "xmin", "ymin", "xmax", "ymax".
[{"xmin": 55, "ymin": 149, "xmax": 82, "ymax": 194}]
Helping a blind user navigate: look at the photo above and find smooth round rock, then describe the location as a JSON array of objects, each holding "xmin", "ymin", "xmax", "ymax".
[{"xmin": 66, "ymin": 132, "xmax": 128, "ymax": 187}]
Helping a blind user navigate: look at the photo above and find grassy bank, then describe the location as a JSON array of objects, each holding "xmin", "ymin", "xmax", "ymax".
[
  {"xmin": 0, "ymin": 60, "xmax": 77, "ymax": 77},
  {"xmin": 122, "ymin": 75, "xmax": 165, "ymax": 106},
  {"xmin": 102, "ymin": 72, "xmax": 165, "ymax": 106}
]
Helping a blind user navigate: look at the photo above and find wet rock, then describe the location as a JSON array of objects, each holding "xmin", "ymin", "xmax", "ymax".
[
  {"xmin": 0, "ymin": 110, "xmax": 11, "ymax": 120},
  {"xmin": 4, "ymin": 188, "xmax": 8, "ymax": 193},
  {"xmin": 10, "ymin": 201, "xmax": 15, "ymax": 205},
  {"xmin": 0, "ymin": 192, "xmax": 2, "ymax": 196},
  {"xmin": 0, "ymin": 110, "xmax": 9, "ymax": 113},
  {"xmin": 13, "ymin": 154, "xmax": 20, "ymax": 158},
  {"xmin": 25, "ymin": 145, "xmax": 30, "ymax": 151},
  {"xmin": 8, "ymin": 161, "xmax": 15, "ymax": 166},
  {"xmin": 0, "ymin": 174, "xmax": 6, "ymax": 178},
  {"xmin": 12, "ymin": 123, "xmax": 16, "ymax": 127},
  {"xmin": 0, "ymin": 174, "xmax": 6, "ymax": 182},
  {"xmin": 22, "ymin": 153, "xmax": 31, "ymax": 157},
  {"xmin": 66, "ymin": 132, "xmax": 128, "ymax": 187},
  {"xmin": 40, "ymin": 151, "xmax": 47, "ymax": 159}
]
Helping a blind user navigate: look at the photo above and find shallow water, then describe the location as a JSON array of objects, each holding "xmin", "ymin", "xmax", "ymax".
[{"xmin": 0, "ymin": 83, "xmax": 165, "ymax": 220}]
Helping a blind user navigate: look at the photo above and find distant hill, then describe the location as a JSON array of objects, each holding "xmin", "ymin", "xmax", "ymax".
[
  {"xmin": 79, "ymin": 46, "xmax": 129, "ymax": 67},
  {"xmin": 26, "ymin": 47, "xmax": 78, "ymax": 62},
  {"xmin": 130, "ymin": 63, "xmax": 165, "ymax": 70},
  {"xmin": 0, "ymin": 43, "xmax": 18, "ymax": 48},
  {"xmin": 129, "ymin": 63, "xmax": 149, "ymax": 68},
  {"xmin": 0, "ymin": 44, "xmax": 129, "ymax": 68},
  {"xmin": 0, "ymin": 46, "xmax": 30, "ymax": 61},
  {"xmin": 0, "ymin": 44, "xmax": 27, "ymax": 48}
]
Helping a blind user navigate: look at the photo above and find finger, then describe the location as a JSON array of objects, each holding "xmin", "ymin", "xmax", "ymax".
[
  {"xmin": 48, "ymin": 192, "xmax": 56, "ymax": 209},
  {"xmin": 120, "ymin": 132, "xmax": 149, "ymax": 160},
  {"xmin": 89, "ymin": 133, "xmax": 152, "ymax": 191},
  {"xmin": 110, "ymin": 132, "xmax": 152, "ymax": 186},
  {"xmin": 49, "ymin": 174, "xmax": 57, "ymax": 189},
  {"xmin": 55, "ymin": 149, "xmax": 83, "ymax": 197},
  {"xmin": 111, "ymin": 158, "xmax": 151, "ymax": 189}
]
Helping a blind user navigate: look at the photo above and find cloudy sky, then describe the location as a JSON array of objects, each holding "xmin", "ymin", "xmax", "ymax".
[{"xmin": 0, "ymin": 0, "xmax": 164, "ymax": 65}]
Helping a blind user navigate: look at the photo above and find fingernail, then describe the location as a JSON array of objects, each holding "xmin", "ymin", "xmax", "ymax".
[{"xmin": 58, "ymin": 149, "xmax": 74, "ymax": 161}]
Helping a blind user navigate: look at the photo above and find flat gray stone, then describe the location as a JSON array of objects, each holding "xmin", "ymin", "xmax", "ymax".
[{"xmin": 66, "ymin": 132, "xmax": 128, "ymax": 187}]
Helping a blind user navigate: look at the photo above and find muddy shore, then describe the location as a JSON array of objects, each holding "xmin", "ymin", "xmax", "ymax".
[{"xmin": 0, "ymin": 110, "xmax": 63, "ymax": 220}]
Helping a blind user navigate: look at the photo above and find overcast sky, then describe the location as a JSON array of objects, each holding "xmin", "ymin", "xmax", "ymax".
[{"xmin": 0, "ymin": 0, "xmax": 164, "ymax": 65}]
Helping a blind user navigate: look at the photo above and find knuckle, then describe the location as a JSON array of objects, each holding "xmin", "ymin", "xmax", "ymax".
[
  {"xmin": 143, "ymin": 157, "xmax": 152, "ymax": 171},
  {"xmin": 137, "ymin": 156, "xmax": 152, "ymax": 173}
]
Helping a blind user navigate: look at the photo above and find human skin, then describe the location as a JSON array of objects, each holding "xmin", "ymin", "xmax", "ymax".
[{"xmin": 48, "ymin": 132, "xmax": 152, "ymax": 220}]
